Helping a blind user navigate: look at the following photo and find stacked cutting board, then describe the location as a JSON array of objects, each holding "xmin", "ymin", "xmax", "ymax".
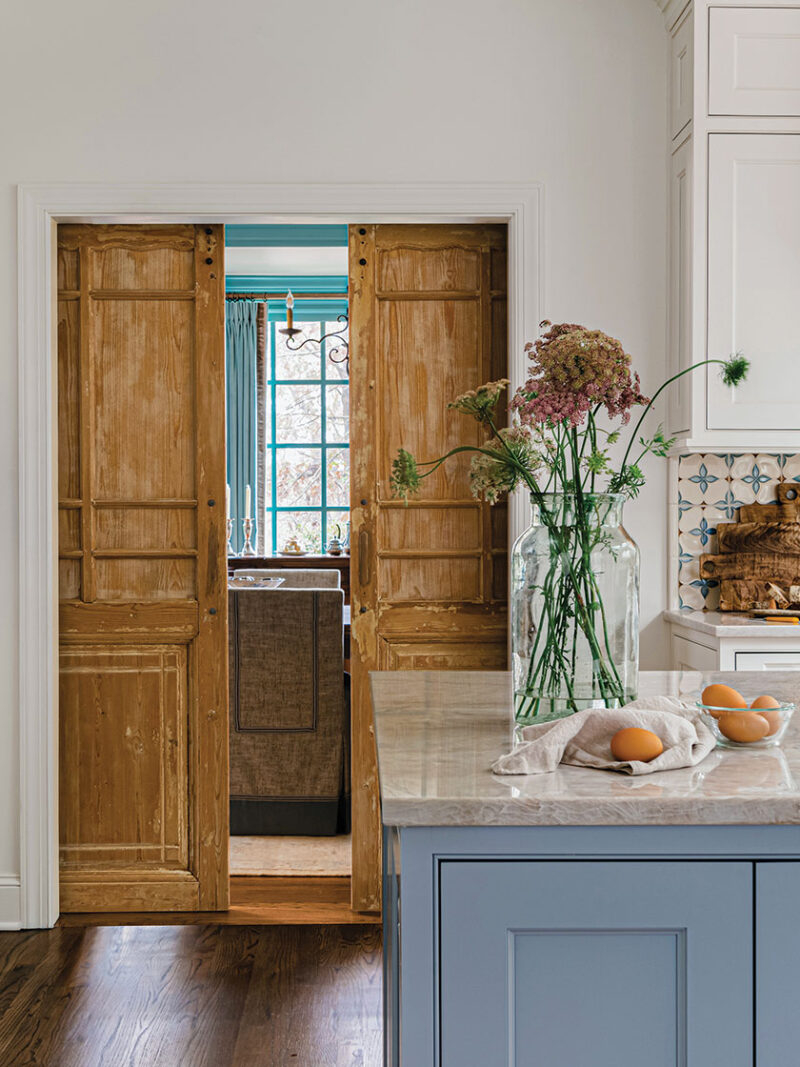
[{"xmin": 700, "ymin": 484, "xmax": 800, "ymax": 611}]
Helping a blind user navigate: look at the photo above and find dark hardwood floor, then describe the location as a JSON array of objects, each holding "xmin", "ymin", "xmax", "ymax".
[{"xmin": 0, "ymin": 924, "xmax": 382, "ymax": 1066}]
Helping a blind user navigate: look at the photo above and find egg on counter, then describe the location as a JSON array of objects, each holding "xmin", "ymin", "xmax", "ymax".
[
  {"xmin": 701, "ymin": 684, "xmax": 748, "ymax": 716},
  {"xmin": 610, "ymin": 727, "xmax": 664, "ymax": 763},
  {"xmin": 717, "ymin": 711, "xmax": 770, "ymax": 744},
  {"xmin": 750, "ymin": 695, "xmax": 782, "ymax": 736}
]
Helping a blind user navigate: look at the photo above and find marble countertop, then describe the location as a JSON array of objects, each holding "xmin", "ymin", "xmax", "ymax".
[
  {"xmin": 371, "ymin": 670, "xmax": 800, "ymax": 827},
  {"xmin": 663, "ymin": 608, "xmax": 800, "ymax": 637}
]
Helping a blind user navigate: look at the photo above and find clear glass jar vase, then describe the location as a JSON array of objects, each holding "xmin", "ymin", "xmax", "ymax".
[{"xmin": 512, "ymin": 492, "xmax": 639, "ymax": 725}]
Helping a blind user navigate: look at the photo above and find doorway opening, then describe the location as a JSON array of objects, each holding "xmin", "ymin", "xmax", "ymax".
[
  {"xmin": 18, "ymin": 181, "xmax": 540, "ymax": 928},
  {"xmin": 224, "ymin": 224, "xmax": 353, "ymax": 882}
]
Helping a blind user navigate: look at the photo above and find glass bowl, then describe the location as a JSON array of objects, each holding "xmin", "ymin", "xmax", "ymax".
[{"xmin": 696, "ymin": 701, "xmax": 795, "ymax": 749}]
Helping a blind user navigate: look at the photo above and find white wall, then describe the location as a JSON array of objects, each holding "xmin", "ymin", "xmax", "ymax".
[{"xmin": 0, "ymin": 0, "xmax": 667, "ymax": 896}]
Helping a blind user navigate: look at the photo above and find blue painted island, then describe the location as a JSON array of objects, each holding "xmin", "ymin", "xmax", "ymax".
[{"xmin": 372, "ymin": 669, "xmax": 800, "ymax": 1066}]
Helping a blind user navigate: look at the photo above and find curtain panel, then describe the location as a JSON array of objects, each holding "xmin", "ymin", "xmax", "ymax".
[{"xmin": 225, "ymin": 301, "xmax": 259, "ymax": 554}]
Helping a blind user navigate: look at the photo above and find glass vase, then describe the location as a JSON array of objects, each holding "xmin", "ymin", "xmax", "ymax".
[{"xmin": 512, "ymin": 492, "xmax": 639, "ymax": 725}]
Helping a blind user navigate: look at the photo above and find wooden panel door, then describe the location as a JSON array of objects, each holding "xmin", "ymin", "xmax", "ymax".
[
  {"xmin": 57, "ymin": 224, "xmax": 228, "ymax": 912},
  {"xmin": 349, "ymin": 224, "xmax": 508, "ymax": 910},
  {"xmin": 440, "ymin": 860, "xmax": 752, "ymax": 1066}
]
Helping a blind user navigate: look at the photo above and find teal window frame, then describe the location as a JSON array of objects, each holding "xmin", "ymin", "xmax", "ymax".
[{"xmin": 265, "ymin": 319, "xmax": 349, "ymax": 554}]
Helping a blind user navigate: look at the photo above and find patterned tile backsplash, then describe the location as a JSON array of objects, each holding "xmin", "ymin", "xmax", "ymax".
[{"xmin": 677, "ymin": 453, "xmax": 800, "ymax": 611}]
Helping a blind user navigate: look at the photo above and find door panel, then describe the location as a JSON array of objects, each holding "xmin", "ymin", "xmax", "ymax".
[
  {"xmin": 57, "ymin": 224, "xmax": 228, "ymax": 912},
  {"xmin": 756, "ymin": 863, "xmax": 800, "ymax": 1062},
  {"xmin": 349, "ymin": 224, "xmax": 508, "ymax": 911},
  {"xmin": 440, "ymin": 860, "xmax": 752, "ymax": 1067}
]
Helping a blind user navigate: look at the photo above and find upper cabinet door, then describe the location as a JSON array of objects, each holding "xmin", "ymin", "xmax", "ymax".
[
  {"xmin": 710, "ymin": 7, "xmax": 800, "ymax": 116},
  {"xmin": 671, "ymin": 6, "xmax": 693, "ymax": 140},
  {"xmin": 707, "ymin": 134, "xmax": 800, "ymax": 432}
]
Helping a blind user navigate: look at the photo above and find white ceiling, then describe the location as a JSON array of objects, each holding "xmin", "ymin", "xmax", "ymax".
[{"xmin": 225, "ymin": 246, "xmax": 348, "ymax": 276}]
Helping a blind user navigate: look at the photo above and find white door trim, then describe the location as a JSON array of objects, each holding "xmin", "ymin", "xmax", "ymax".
[{"xmin": 17, "ymin": 181, "xmax": 542, "ymax": 928}]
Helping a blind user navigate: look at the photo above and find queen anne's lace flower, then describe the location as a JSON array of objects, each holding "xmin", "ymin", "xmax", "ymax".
[
  {"xmin": 511, "ymin": 321, "xmax": 649, "ymax": 429},
  {"xmin": 448, "ymin": 379, "xmax": 510, "ymax": 422},
  {"xmin": 469, "ymin": 427, "xmax": 541, "ymax": 504}
]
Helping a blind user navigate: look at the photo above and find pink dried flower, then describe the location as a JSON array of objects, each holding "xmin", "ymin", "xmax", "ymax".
[{"xmin": 511, "ymin": 321, "xmax": 649, "ymax": 429}]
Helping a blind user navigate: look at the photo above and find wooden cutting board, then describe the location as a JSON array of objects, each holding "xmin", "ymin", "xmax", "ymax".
[
  {"xmin": 700, "ymin": 552, "xmax": 800, "ymax": 581},
  {"xmin": 737, "ymin": 502, "xmax": 800, "ymax": 523},
  {"xmin": 716, "ymin": 521, "xmax": 800, "ymax": 554},
  {"xmin": 719, "ymin": 579, "xmax": 794, "ymax": 612}
]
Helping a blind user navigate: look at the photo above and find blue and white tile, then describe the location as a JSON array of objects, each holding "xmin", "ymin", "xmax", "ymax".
[
  {"xmin": 730, "ymin": 454, "xmax": 780, "ymax": 501},
  {"xmin": 677, "ymin": 454, "xmax": 726, "ymax": 504},
  {"xmin": 709, "ymin": 487, "xmax": 747, "ymax": 520},
  {"xmin": 678, "ymin": 505, "xmax": 723, "ymax": 553},
  {"xmin": 782, "ymin": 454, "xmax": 800, "ymax": 484}
]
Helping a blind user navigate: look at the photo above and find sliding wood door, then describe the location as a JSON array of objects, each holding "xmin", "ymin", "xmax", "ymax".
[
  {"xmin": 349, "ymin": 224, "xmax": 509, "ymax": 911},
  {"xmin": 57, "ymin": 224, "xmax": 228, "ymax": 912}
]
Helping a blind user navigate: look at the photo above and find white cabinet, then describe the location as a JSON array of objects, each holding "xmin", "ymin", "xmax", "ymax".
[
  {"xmin": 735, "ymin": 650, "xmax": 800, "ymax": 670},
  {"xmin": 707, "ymin": 134, "xmax": 800, "ymax": 432},
  {"xmin": 663, "ymin": 4, "xmax": 800, "ymax": 451},
  {"xmin": 671, "ymin": 7, "xmax": 693, "ymax": 138},
  {"xmin": 710, "ymin": 7, "xmax": 800, "ymax": 117},
  {"xmin": 667, "ymin": 136, "xmax": 692, "ymax": 436},
  {"xmin": 666, "ymin": 613, "xmax": 800, "ymax": 670}
]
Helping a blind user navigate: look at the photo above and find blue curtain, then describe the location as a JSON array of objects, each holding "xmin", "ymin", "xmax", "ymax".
[{"xmin": 225, "ymin": 301, "xmax": 258, "ymax": 554}]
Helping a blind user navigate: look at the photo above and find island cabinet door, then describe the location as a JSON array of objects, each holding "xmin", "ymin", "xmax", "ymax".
[
  {"xmin": 439, "ymin": 860, "xmax": 752, "ymax": 1067},
  {"xmin": 756, "ymin": 863, "xmax": 800, "ymax": 1063}
]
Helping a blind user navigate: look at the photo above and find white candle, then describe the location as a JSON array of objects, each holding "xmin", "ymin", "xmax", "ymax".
[
  {"xmin": 226, "ymin": 484, "xmax": 231, "ymax": 520},
  {"xmin": 244, "ymin": 484, "xmax": 252, "ymax": 519}
]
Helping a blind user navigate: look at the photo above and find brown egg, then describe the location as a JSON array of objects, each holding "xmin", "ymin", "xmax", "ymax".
[
  {"xmin": 702, "ymin": 684, "xmax": 748, "ymax": 715},
  {"xmin": 718, "ymin": 711, "xmax": 770, "ymax": 744},
  {"xmin": 610, "ymin": 727, "xmax": 664, "ymax": 763},
  {"xmin": 748, "ymin": 696, "xmax": 782, "ymax": 736}
]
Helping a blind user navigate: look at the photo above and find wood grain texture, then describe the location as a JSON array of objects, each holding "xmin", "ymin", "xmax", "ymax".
[
  {"xmin": 57, "ymin": 225, "xmax": 228, "ymax": 913},
  {"xmin": 700, "ymin": 552, "xmax": 800, "ymax": 580},
  {"xmin": 0, "ymin": 924, "xmax": 381, "ymax": 1066},
  {"xmin": 738, "ymin": 502, "xmax": 800, "ymax": 523},
  {"xmin": 717, "ymin": 521, "xmax": 800, "ymax": 555},
  {"xmin": 56, "ymin": 877, "xmax": 381, "ymax": 927},
  {"xmin": 348, "ymin": 224, "xmax": 508, "ymax": 912},
  {"xmin": 719, "ymin": 579, "xmax": 794, "ymax": 612}
]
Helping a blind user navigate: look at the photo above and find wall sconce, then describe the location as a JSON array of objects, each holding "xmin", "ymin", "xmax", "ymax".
[{"xmin": 278, "ymin": 290, "xmax": 349, "ymax": 373}]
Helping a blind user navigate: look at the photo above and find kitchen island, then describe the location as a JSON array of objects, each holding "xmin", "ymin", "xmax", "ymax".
[{"xmin": 373, "ymin": 669, "xmax": 800, "ymax": 1066}]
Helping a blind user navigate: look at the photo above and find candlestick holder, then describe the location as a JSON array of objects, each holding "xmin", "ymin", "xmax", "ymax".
[
  {"xmin": 241, "ymin": 517, "xmax": 256, "ymax": 556},
  {"xmin": 226, "ymin": 518, "xmax": 234, "ymax": 558}
]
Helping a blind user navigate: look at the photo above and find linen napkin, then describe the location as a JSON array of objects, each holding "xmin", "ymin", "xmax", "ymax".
[{"xmin": 492, "ymin": 695, "xmax": 716, "ymax": 776}]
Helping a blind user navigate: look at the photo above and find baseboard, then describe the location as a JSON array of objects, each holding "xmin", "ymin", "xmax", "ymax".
[{"xmin": 0, "ymin": 876, "xmax": 22, "ymax": 930}]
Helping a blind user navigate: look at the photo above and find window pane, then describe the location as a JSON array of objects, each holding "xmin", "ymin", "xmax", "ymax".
[
  {"xmin": 276, "ymin": 384, "xmax": 321, "ymax": 443},
  {"xmin": 325, "ymin": 384, "xmax": 349, "ymax": 443},
  {"xmin": 326, "ymin": 510, "xmax": 349, "ymax": 549},
  {"xmin": 277, "ymin": 511, "xmax": 322, "ymax": 554},
  {"xmin": 276, "ymin": 448, "xmax": 322, "ymax": 506},
  {"xmin": 324, "ymin": 320, "xmax": 349, "ymax": 381},
  {"xmin": 327, "ymin": 447, "xmax": 350, "ymax": 507},
  {"xmin": 275, "ymin": 322, "xmax": 321, "ymax": 380}
]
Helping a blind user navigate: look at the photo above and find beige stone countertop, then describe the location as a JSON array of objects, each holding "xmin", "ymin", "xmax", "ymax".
[
  {"xmin": 371, "ymin": 670, "xmax": 800, "ymax": 827},
  {"xmin": 663, "ymin": 608, "xmax": 800, "ymax": 638}
]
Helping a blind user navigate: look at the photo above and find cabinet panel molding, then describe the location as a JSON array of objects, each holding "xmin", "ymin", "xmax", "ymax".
[
  {"xmin": 710, "ymin": 7, "xmax": 800, "ymax": 117},
  {"xmin": 707, "ymin": 134, "xmax": 800, "ymax": 432},
  {"xmin": 438, "ymin": 860, "xmax": 752, "ymax": 1066}
]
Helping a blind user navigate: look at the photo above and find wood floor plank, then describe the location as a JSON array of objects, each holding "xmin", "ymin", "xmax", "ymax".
[
  {"xmin": 0, "ymin": 925, "xmax": 382, "ymax": 1066},
  {"xmin": 57, "ymin": 877, "xmax": 381, "ymax": 927}
]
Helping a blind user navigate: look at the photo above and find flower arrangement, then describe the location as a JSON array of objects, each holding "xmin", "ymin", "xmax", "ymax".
[{"xmin": 391, "ymin": 321, "xmax": 749, "ymax": 722}]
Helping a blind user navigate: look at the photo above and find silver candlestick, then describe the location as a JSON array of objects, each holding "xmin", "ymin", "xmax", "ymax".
[
  {"xmin": 226, "ymin": 518, "xmax": 234, "ymax": 558},
  {"xmin": 241, "ymin": 517, "xmax": 256, "ymax": 556}
]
